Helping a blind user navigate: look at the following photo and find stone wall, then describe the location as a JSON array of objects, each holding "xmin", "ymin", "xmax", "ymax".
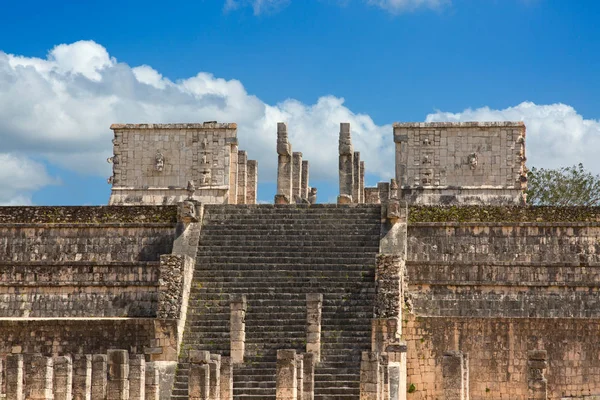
[
  {"xmin": 0, "ymin": 206, "xmax": 177, "ymax": 319},
  {"xmin": 403, "ymin": 205, "xmax": 600, "ymax": 399},
  {"xmin": 108, "ymin": 123, "xmax": 257, "ymax": 205},
  {"xmin": 394, "ymin": 122, "xmax": 527, "ymax": 204},
  {"xmin": 403, "ymin": 316, "xmax": 600, "ymax": 400},
  {"xmin": 0, "ymin": 319, "xmax": 176, "ymax": 360}
]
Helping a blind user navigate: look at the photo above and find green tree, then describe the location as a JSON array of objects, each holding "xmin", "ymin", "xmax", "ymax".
[{"xmin": 526, "ymin": 163, "xmax": 600, "ymax": 206}]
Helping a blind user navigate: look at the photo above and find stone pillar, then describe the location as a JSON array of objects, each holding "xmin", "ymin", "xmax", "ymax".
[
  {"xmin": 276, "ymin": 350, "xmax": 297, "ymax": 400},
  {"xmin": 302, "ymin": 353, "xmax": 315, "ymax": 400},
  {"xmin": 237, "ymin": 150, "xmax": 247, "ymax": 205},
  {"xmin": 25, "ymin": 354, "xmax": 54, "ymax": 400},
  {"xmin": 353, "ymin": 151, "xmax": 361, "ymax": 203},
  {"xmin": 73, "ymin": 355, "xmax": 92, "ymax": 400},
  {"xmin": 53, "ymin": 355, "xmax": 73, "ymax": 400},
  {"xmin": 6, "ymin": 354, "xmax": 24, "ymax": 400},
  {"xmin": 296, "ymin": 355, "xmax": 304, "ymax": 400},
  {"xmin": 91, "ymin": 355, "xmax": 107, "ymax": 400},
  {"xmin": 360, "ymin": 161, "xmax": 365, "ymax": 204},
  {"xmin": 129, "ymin": 355, "xmax": 145, "ymax": 400},
  {"xmin": 442, "ymin": 351, "xmax": 466, "ymax": 400},
  {"xmin": 246, "ymin": 160, "xmax": 258, "ymax": 205},
  {"xmin": 229, "ymin": 144, "xmax": 239, "ymax": 204},
  {"xmin": 528, "ymin": 350, "xmax": 548, "ymax": 400},
  {"xmin": 306, "ymin": 294, "xmax": 323, "ymax": 362},
  {"xmin": 189, "ymin": 351, "xmax": 210, "ymax": 400},
  {"xmin": 463, "ymin": 353, "xmax": 469, "ymax": 400},
  {"xmin": 209, "ymin": 354, "xmax": 221, "ymax": 400},
  {"xmin": 220, "ymin": 357, "xmax": 233, "ymax": 400},
  {"xmin": 386, "ymin": 344, "xmax": 408, "ymax": 400},
  {"xmin": 380, "ymin": 354, "xmax": 389, "ymax": 400},
  {"xmin": 301, "ymin": 161, "xmax": 309, "ymax": 200},
  {"xmin": 389, "ymin": 365, "xmax": 400, "ymax": 400},
  {"xmin": 292, "ymin": 152, "xmax": 303, "ymax": 201},
  {"xmin": 230, "ymin": 294, "xmax": 247, "ymax": 364},
  {"xmin": 144, "ymin": 363, "xmax": 160, "ymax": 400},
  {"xmin": 276, "ymin": 122, "xmax": 293, "ymax": 204},
  {"xmin": 360, "ymin": 352, "xmax": 380, "ymax": 400},
  {"xmin": 106, "ymin": 350, "xmax": 129, "ymax": 400},
  {"xmin": 338, "ymin": 122, "xmax": 354, "ymax": 204}
]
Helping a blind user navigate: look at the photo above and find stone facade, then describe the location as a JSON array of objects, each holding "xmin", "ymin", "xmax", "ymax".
[
  {"xmin": 393, "ymin": 122, "xmax": 527, "ymax": 205},
  {"xmin": 108, "ymin": 123, "xmax": 257, "ymax": 205},
  {"xmin": 1, "ymin": 119, "xmax": 599, "ymax": 400}
]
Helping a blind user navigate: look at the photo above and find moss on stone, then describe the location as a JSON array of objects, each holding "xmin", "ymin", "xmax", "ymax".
[{"xmin": 408, "ymin": 205, "xmax": 600, "ymax": 223}]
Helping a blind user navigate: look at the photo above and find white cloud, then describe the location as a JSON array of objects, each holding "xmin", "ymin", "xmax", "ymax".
[
  {"xmin": 1, "ymin": 40, "xmax": 599, "ymax": 204},
  {"xmin": 426, "ymin": 102, "xmax": 600, "ymax": 172},
  {"xmin": 224, "ymin": 0, "xmax": 291, "ymax": 15},
  {"xmin": 367, "ymin": 0, "xmax": 449, "ymax": 13},
  {"xmin": 0, "ymin": 154, "xmax": 57, "ymax": 205},
  {"xmin": 0, "ymin": 41, "xmax": 393, "ymax": 204}
]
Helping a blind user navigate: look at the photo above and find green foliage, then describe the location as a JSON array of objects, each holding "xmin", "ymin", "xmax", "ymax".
[
  {"xmin": 408, "ymin": 383, "xmax": 416, "ymax": 393},
  {"xmin": 527, "ymin": 163, "xmax": 600, "ymax": 206}
]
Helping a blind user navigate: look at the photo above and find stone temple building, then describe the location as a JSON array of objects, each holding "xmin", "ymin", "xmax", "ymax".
[{"xmin": 0, "ymin": 120, "xmax": 598, "ymax": 400}]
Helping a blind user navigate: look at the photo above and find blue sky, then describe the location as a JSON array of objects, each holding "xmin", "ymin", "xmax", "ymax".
[{"xmin": 0, "ymin": 0, "xmax": 599, "ymax": 205}]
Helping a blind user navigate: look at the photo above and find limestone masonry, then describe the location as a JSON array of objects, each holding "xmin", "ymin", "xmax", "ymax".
[{"xmin": 0, "ymin": 120, "xmax": 598, "ymax": 400}]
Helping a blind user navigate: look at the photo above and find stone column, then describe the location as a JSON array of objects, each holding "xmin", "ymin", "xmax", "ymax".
[
  {"xmin": 54, "ymin": 355, "xmax": 73, "ymax": 400},
  {"xmin": 380, "ymin": 354, "xmax": 389, "ymax": 400},
  {"xmin": 106, "ymin": 350, "xmax": 129, "ymax": 400},
  {"xmin": 209, "ymin": 354, "xmax": 221, "ymax": 400},
  {"xmin": 220, "ymin": 357, "xmax": 233, "ymax": 400},
  {"xmin": 189, "ymin": 351, "xmax": 210, "ymax": 400},
  {"xmin": 237, "ymin": 150, "xmax": 247, "ymax": 205},
  {"xmin": 360, "ymin": 352, "xmax": 380, "ymax": 400},
  {"xmin": 338, "ymin": 122, "xmax": 354, "ymax": 204},
  {"xmin": 442, "ymin": 351, "xmax": 465, "ymax": 400},
  {"xmin": 144, "ymin": 363, "xmax": 160, "ymax": 400},
  {"xmin": 230, "ymin": 294, "xmax": 247, "ymax": 364},
  {"xmin": 353, "ymin": 151, "xmax": 361, "ymax": 203},
  {"xmin": 528, "ymin": 350, "xmax": 548, "ymax": 400},
  {"xmin": 6, "ymin": 354, "xmax": 24, "ymax": 400},
  {"xmin": 129, "ymin": 355, "xmax": 145, "ymax": 400},
  {"xmin": 229, "ymin": 144, "xmax": 239, "ymax": 204},
  {"xmin": 276, "ymin": 350, "xmax": 297, "ymax": 400},
  {"xmin": 306, "ymin": 294, "xmax": 323, "ymax": 362},
  {"xmin": 73, "ymin": 355, "xmax": 92, "ymax": 400},
  {"xmin": 276, "ymin": 122, "xmax": 293, "ymax": 204},
  {"xmin": 292, "ymin": 152, "xmax": 303, "ymax": 200},
  {"xmin": 302, "ymin": 353, "xmax": 315, "ymax": 400},
  {"xmin": 91, "ymin": 355, "xmax": 107, "ymax": 400},
  {"xmin": 360, "ymin": 161, "xmax": 365, "ymax": 204},
  {"xmin": 296, "ymin": 355, "xmax": 304, "ymax": 400},
  {"xmin": 301, "ymin": 161, "xmax": 309, "ymax": 200},
  {"xmin": 246, "ymin": 160, "xmax": 258, "ymax": 205},
  {"xmin": 386, "ymin": 344, "xmax": 408, "ymax": 400},
  {"xmin": 25, "ymin": 354, "xmax": 53, "ymax": 400}
]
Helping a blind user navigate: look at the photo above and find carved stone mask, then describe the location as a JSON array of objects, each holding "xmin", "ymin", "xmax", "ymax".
[
  {"xmin": 468, "ymin": 153, "xmax": 478, "ymax": 169},
  {"xmin": 155, "ymin": 151, "xmax": 165, "ymax": 172}
]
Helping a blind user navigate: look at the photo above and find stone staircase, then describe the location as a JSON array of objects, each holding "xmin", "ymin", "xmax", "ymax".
[{"xmin": 171, "ymin": 204, "xmax": 381, "ymax": 399}]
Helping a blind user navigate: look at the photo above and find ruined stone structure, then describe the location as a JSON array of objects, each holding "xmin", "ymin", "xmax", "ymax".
[
  {"xmin": 275, "ymin": 122, "xmax": 316, "ymax": 205},
  {"xmin": 0, "ymin": 120, "xmax": 598, "ymax": 400},
  {"xmin": 108, "ymin": 123, "xmax": 257, "ymax": 205}
]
